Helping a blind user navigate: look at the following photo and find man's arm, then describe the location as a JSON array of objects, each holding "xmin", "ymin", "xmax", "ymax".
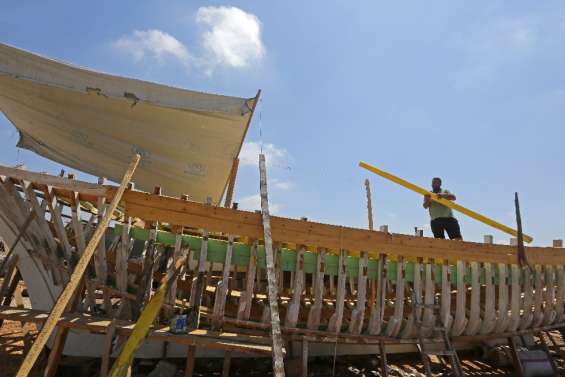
[
  {"xmin": 423, "ymin": 194, "xmax": 431, "ymax": 208},
  {"xmin": 437, "ymin": 190, "xmax": 456, "ymax": 201}
]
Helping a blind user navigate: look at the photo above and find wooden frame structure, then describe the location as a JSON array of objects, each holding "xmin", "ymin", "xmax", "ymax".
[{"xmin": 1, "ymin": 162, "xmax": 565, "ymax": 376}]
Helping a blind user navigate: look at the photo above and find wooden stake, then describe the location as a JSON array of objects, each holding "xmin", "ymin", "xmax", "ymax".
[
  {"xmin": 185, "ymin": 346, "xmax": 196, "ymax": 377},
  {"xmin": 365, "ymin": 179, "xmax": 374, "ymax": 231},
  {"xmin": 15, "ymin": 154, "xmax": 140, "ymax": 377},
  {"xmin": 258, "ymin": 154, "xmax": 285, "ymax": 377}
]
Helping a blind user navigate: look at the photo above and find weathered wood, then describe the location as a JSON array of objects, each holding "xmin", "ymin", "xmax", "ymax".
[
  {"xmin": 520, "ymin": 267, "xmax": 534, "ymax": 330},
  {"xmin": 440, "ymin": 261, "xmax": 452, "ymax": 331},
  {"xmin": 212, "ymin": 235, "xmax": 234, "ymax": 329},
  {"xmin": 464, "ymin": 261, "xmax": 481, "ymax": 335},
  {"xmin": 421, "ymin": 260, "xmax": 435, "ymax": 336},
  {"xmin": 258, "ymin": 153, "xmax": 286, "ymax": 377},
  {"xmin": 509, "ymin": 265, "xmax": 521, "ymax": 332},
  {"xmin": 43, "ymin": 185, "xmax": 74, "ymax": 261},
  {"xmin": 14, "ymin": 154, "xmax": 139, "ymax": 377},
  {"xmin": 100, "ymin": 320, "xmax": 117, "ymax": 377},
  {"xmin": 385, "ymin": 257, "xmax": 404, "ymax": 337},
  {"xmin": 43, "ymin": 327, "xmax": 69, "ymax": 377},
  {"xmin": 223, "ymin": 158, "xmax": 239, "ymax": 209},
  {"xmin": 307, "ymin": 249, "xmax": 326, "ymax": 330},
  {"xmin": 301, "ymin": 338, "xmax": 308, "ymax": 377},
  {"xmin": 237, "ymin": 240, "xmax": 257, "ymax": 321},
  {"xmin": 368, "ymin": 253, "xmax": 386, "ymax": 335},
  {"xmin": 185, "ymin": 346, "xmax": 196, "ymax": 377},
  {"xmin": 94, "ymin": 177, "xmax": 108, "ymax": 285},
  {"xmin": 365, "ymin": 179, "xmax": 374, "ymax": 231},
  {"xmin": 286, "ymin": 245, "xmax": 305, "ymax": 328},
  {"xmin": 222, "ymin": 351, "xmax": 232, "ymax": 377},
  {"xmin": 328, "ymin": 249, "xmax": 347, "ymax": 333},
  {"xmin": 496, "ymin": 264, "xmax": 510, "ymax": 332},
  {"xmin": 188, "ymin": 230, "xmax": 209, "ymax": 328},
  {"xmin": 350, "ymin": 251, "xmax": 368, "ymax": 334},
  {"xmin": 480, "ymin": 263, "xmax": 496, "ymax": 334},
  {"xmin": 532, "ymin": 265, "xmax": 544, "ymax": 328},
  {"xmin": 450, "ymin": 261, "xmax": 467, "ymax": 336},
  {"xmin": 543, "ymin": 265, "xmax": 556, "ymax": 325},
  {"xmin": 117, "ymin": 215, "xmax": 132, "ymax": 319},
  {"xmin": 555, "ymin": 266, "xmax": 565, "ymax": 322}
]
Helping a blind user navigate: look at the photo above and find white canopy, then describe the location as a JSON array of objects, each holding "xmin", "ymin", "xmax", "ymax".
[{"xmin": 0, "ymin": 43, "xmax": 258, "ymax": 202}]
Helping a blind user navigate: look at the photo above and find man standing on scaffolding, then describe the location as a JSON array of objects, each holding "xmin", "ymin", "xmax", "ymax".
[{"xmin": 423, "ymin": 177, "xmax": 463, "ymax": 240}]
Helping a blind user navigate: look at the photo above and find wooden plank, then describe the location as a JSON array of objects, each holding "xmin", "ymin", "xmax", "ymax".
[
  {"xmin": 359, "ymin": 161, "xmax": 533, "ymax": 242},
  {"xmin": 0, "ymin": 164, "xmax": 105, "ymax": 196},
  {"xmin": 116, "ymin": 189, "xmax": 561, "ymax": 265},
  {"xmin": 14, "ymin": 154, "xmax": 140, "ymax": 377},
  {"xmin": 286, "ymin": 245, "xmax": 305, "ymax": 328},
  {"xmin": 117, "ymin": 215, "xmax": 132, "ymax": 319},
  {"xmin": 306, "ymin": 249, "xmax": 326, "ymax": 330},
  {"xmin": 328, "ymin": 249, "xmax": 347, "ymax": 333},
  {"xmin": 364, "ymin": 179, "xmax": 374, "ymax": 231},
  {"xmin": 258, "ymin": 153, "xmax": 285, "ymax": 377}
]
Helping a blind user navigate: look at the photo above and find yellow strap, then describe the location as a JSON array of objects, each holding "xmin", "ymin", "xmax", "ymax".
[{"xmin": 359, "ymin": 161, "xmax": 533, "ymax": 243}]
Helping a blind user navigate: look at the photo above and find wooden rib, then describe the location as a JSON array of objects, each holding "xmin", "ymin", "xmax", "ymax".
[
  {"xmin": 134, "ymin": 220, "xmax": 158, "ymax": 318},
  {"xmin": 421, "ymin": 260, "xmax": 435, "ymax": 336},
  {"xmin": 212, "ymin": 235, "xmax": 234, "ymax": 330},
  {"xmin": 401, "ymin": 258, "xmax": 422, "ymax": 338},
  {"xmin": 519, "ymin": 267, "xmax": 534, "ymax": 330},
  {"xmin": 385, "ymin": 257, "xmax": 404, "ymax": 337},
  {"xmin": 328, "ymin": 249, "xmax": 347, "ymax": 333},
  {"xmin": 117, "ymin": 215, "xmax": 132, "ymax": 319},
  {"xmin": 43, "ymin": 185, "xmax": 73, "ymax": 261},
  {"xmin": 223, "ymin": 158, "xmax": 239, "ymax": 209},
  {"xmin": 14, "ymin": 154, "xmax": 139, "ymax": 377},
  {"xmin": 307, "ymin": 249, "xmax": 326, "ymax": 330},
  {"xmin": 368, "ymin": 254, "xmax": 386, "ymax": 335},
  {"xmin": 495, "ymin": 264, "xmax": 510, "ymax": 333},
  {"xmin": 465, "ymin": 262, "xmax": 481, "ymax": 335},
  {"xmin": 556, "ymin": 266, "xmax": 565, "ymax": 322},
  {"xmin": 508, "ymin": 264, "xmax": 521, "ymax": 332},
  {"xmin": 237, "ymin": 241, "xmax": 257, "ymax": 321},
  {"xmin": 532, "ymin": 265, "xmax": 544, "ymax": 328},
  {"xmin": 440, "ymin": 260, "xmax": 452, "ymax": 331},
  {"xmin": 480, "ymin": 263, "xmax": 496, "ymax": 334},
  {"xmin": 165, "ymin": 219, "xmax": 185, "ymax": 320},
  {"xmin": 94, "ymin": 177, "xmax": 108, "ymax": 284},
  {"xmin": 543, "ymin": 265, "xmax": 557, "ymax": 326},
  {"xmin": 349, "ymin": 251, "xmax": 368, "ymax": 335},
  {"xmin": 188, "ymin": 230, "xmax": 209, "ymax": 328},
  {"xmin": 450, "ymin": 261, "xmax": 467, "ymax": 336},
  {"xmin": 286, "ymin": 245, "xmax": 305, "ymax": 328}
]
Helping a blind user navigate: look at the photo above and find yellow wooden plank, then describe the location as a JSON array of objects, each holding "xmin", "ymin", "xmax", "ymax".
[{"xmin": 359, "ymin": 161, "xmax": 533, "ymax": 243}]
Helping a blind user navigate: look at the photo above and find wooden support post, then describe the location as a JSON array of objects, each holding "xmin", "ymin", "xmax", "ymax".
[
  {"xmin": 365, "ymin": 179, "xmax": 374, "ymax": 231},
  {"xmin": 100, "ymin": 320, "xmax": 117, "ymax": 377},
  {"xmin": 286, "ymin": 245, "xmax": 305, "ymax": 328},
  {"xmin": 15, "ymin": 154, "xmax": 140, "ymax": 377},
  {"xmin": 224, "ymin": 158, "xmax": 240, "ymax": 209},
  {"xmin": 222, "ymin": 351, "xmax": 232, "ymax": 377},
  {"xmin": 95, "ymin": 177, "xmax": 108, "ymax": 283},
  {"xmin": 301, "ymin": 338, "xmax": 308, "ymax": 377},
  {"xmin": 44, "ymin": 327, "xmax": 69, "ymax": 377},
  {"xmin": 258, "ymin": 154, "xmax": 285, "ymax": 377},
  {"xmin": 188, "ymin": 230, "xmax": 208, "ymax": 329},
  {"xmin": 328, "ymin": 248, "xmax": 347, "ymax": 333},
  {"xmin": 212, "ymin": 235, "xmax": 234, "ymax": 330},
  {"xmin": 306, "ymin": 248, "xmax": 326, "ymax": 330},
  {"xmin": 237, "ymin": 240, "xmax": 257, "ymax": 321},
  {"xmin": 185, "ymin": 346, "xmax": 196, "ymax": 377},
  {"xmin": 379, "ymin": 341, "xmax": 388, "ymax": 377}
]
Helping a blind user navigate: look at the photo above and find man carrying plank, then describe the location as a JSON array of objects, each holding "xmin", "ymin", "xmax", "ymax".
[{"xmin": 423, "ymin": 177, "xmax": 463, "ymax": 240}]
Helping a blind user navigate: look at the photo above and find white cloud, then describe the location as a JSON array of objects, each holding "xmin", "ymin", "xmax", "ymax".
[
  {"xmin": 236, "ymin": 194, "xmax": 281, "ymax": 214},
  {"xmin": 272, "ymin": 179, "xmax": 294, "ymax": 191},
  {"xmin": 113, "ymin": 29, "xmax": 191, "ymax": 64},
  {"xmin": 196, "ymin": 6, "xmax": 265, "ymax": 70},
  {"xmin": 239, "ymin": 141, "xmax": 288, "ymax": 168}
]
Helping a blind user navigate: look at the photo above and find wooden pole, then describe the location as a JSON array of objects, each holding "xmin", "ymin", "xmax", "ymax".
[
  {"xmin": 258, "ymin": 154, "xmax": 285, "ymax": 377},
  {"xmin": 514, "ymin": 192, "xmax": 529, "ymax": 268},
  {"xmin": 224, "ymin": 158, "xmax": 240, "ymax": 208},
  {"xmin": 15, "ymin": 154, "xmax": 140, "ymax": 377},
  {"xmin": 364, "ymin": 179, "xmax": 374, "ymax": 231}
]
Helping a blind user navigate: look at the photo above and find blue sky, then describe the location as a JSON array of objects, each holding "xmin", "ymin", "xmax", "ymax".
[{"xmin": 1, "ymin": 1, "xmax": 565, "ymax": 246}]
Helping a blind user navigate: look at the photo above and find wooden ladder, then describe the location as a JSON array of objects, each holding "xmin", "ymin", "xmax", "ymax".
[{"xmin": 412, "ymin": 292, "xmax": 464, "ymax": 377}]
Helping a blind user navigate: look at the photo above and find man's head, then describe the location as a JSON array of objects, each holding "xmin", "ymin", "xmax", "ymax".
[{"xmin": 431, "ymin": 177, "xmax": 442, "ymax": 193}]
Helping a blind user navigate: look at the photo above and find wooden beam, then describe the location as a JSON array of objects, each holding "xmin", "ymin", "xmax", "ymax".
[
  {"xmin": 365, "ymin": 179, "xmax": 374, "ymax": 231},
  {"xmin": 15, "ymin": 154, "xmax": 140, "ymax": 377},
  {"xmin": 223, "ymin": 158, "xmax": 239, "ymax": 209},
  {"xmin": 258, "ymin": 154, "xmax": 286, "ymax": 377},
  {"xmin": 359, "ymin": 161, "xmax": 533, "ymax": 243},
  {"xmin": 113, "ymin": 189, "xmax": 559, "ymax": 265}
]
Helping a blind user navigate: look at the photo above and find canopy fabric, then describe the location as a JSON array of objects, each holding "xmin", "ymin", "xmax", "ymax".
[{"xmin": 0, "ymin": 43, "xmax": 258, "ymax": 202}]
